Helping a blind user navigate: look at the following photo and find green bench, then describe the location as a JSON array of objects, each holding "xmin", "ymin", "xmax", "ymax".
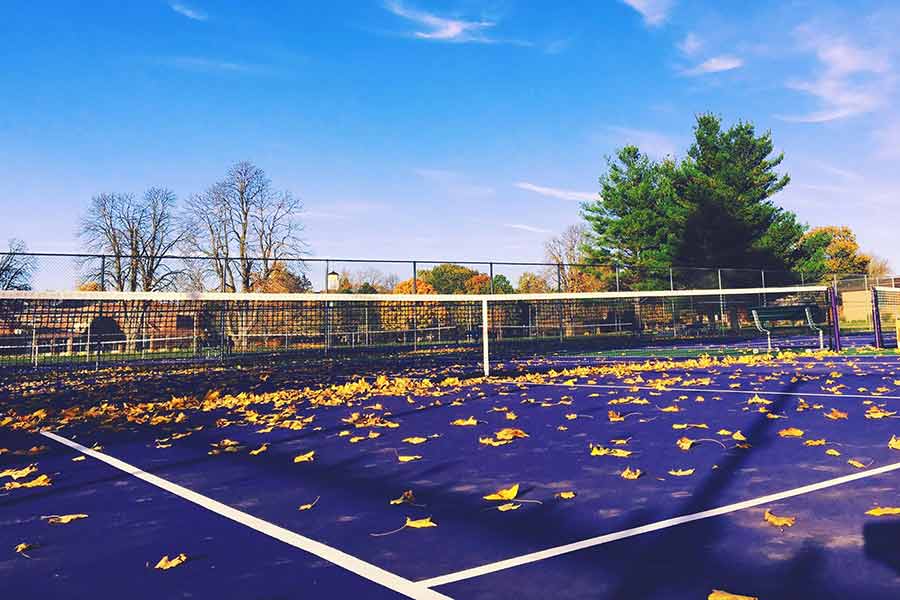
[{"xmin": 750, "ymin": 304, "xmax": 824, "ymax": 352}]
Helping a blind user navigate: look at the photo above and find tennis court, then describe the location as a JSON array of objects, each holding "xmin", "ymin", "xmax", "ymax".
[{"xmin": 2, "ymin": 287, "xmax": 899, "ymax": 599}]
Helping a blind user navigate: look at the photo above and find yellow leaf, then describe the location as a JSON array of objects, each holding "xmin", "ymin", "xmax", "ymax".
[
  {"xmin": 497, "ymin": 502, "xmax": 521, "ymax": 511},
  {"xmin": 717, "ymin": 429, "xmax": 733, "ymax": 436},
  {"xmin": 249, "ymin": 443, "xmax": 268, "ymax": 456},
  {"xmin": 866, "ymin": 506, "xmax": 900, "ymax": 516},
  {"xmin": 708, "ymin": 590, "xmax": 758, "ymax": 600},
  {"xmin": 748, "ymin": 395, "xmax": 771, "ymax": 405},
  {"xmin": 293, "ymin": 450, "xmax": 315, "ymax": 463},
  {"xmin": 556, "ymin": 491, "xmax": 576, "ymax": 500},
  {"xmin": 349, "ymin": 436, "xmax": 366, "ymax": 443},
  {"xmin": 888, "ymin": 435, "xmax": 900, "ymax": 450},
  {"xmin": 658, "ymin": 405, "xmax": 681, "ymax": 412},
  {"xmin": 397, "ymin": 455, "xmax": 422, "ymax": 463},
  {"xmin": 494, "ymin": 428, "xmax": 528, "ymax": 441},
  {"xmin": 847, "ymin": 459, "xmax": 867, "ymax": 469},
  {"xmin": 390, "ymin": 490, "xmax": 416, "ymax": 505},
  {"xmin": 298, "ymin": 496, "xmax": 320, "ymax": 511},
  {"xmin": 405, "ymin": 516, "xmax": 436, "ymax": 529},
  {"xmin": 44, "ymin": 513, "xmax": 88, "ymax": 525},
  {"xmin": 865, "ymin": 406, "xmax": 897, "ymax": 419},
  {"xmin": 611, "ymin": 438, "xmax": 631, "ymax": 446},
  {"xmin": 732, "ymin": 431, "xmax": 747, "ymax": 442},
  {"xmin": 484, "ymin": 483, "xmax": 519, "ymax": 501},
  {"xmin": 763, "ymin": 509, "xmax": 795, "ymax": 528},
  {"xmin": 620, "ymin": 466, "xmax": 642, "ymax": 480},
  {"xmin": 676, "ymin": 437, "xmax": 694, "ymax": 451},
  {"xmin": 564, "ymin": 413, "xmax": 578, "ymax": 420},
  {"xmin": 778, "ymin": 428, "xmax": 804, "ymax": 438},
  {"xmin": 451, "ymin": 416, "xmax": 478, "ymax": 426},
  {"xmin": 672, "ymin": 423, "xmax": 708, "ymax": 430},
  {"xmin": 72, "ymin": 456, "xmax": 86, "ymax": 462},
  {"xmin": 14, "ymin": 542, "xmax": 33, "ymax": 555},
  {"xmin": 505, "ymin": 411, "xmax": 518, "ymax": 421},
  {"xmin": 825, "ymin": 448, "xmax": 841, "ymax": 456},
  {"xmin": 668, "ymin": 468, "xmax": 695, "ymax": 476},
  {"xmin": 803, "ymin": 439, "xmax": 826, "ymax": 446},
  {"xmin": 0, "ymin": 464, "xmax": 37, "ymax": 480},
  {"xmin": 557, "ymin": 425, "xmax": 568, "ymax": 431},
  {"xmin": 154, "ymin": 553, "xmax": 188, "ymax": 570},
  {"xmin": 4, "ymin": 474, "xmax": 52, "ymax": 490},
  {"xmin": 479, "ymin": 436, "xmax": 511, "ymax": 447},
  {"xmin": 824, "ymin": 408, "xmax": 848, "ymax": 420},
  {"xmin": 402, "ymin": 437, "xmax": 428, "ymax": 445}
]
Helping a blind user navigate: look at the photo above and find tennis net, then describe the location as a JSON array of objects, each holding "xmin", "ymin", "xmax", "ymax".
[{"xmin": 0, "ymin": 285, "xmax": 832, "ymax": 373}]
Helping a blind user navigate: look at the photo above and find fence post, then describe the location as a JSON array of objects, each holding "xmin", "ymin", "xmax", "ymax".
[
  {"xmin": 481, "ymin": 299, "xmax": 490, "ymax": 377},
  {"xmin": 324, "ymin": 260, "xmax": 329, "ymax": 293},
  {"xmin": 100, "ymin": 256, "xmax": 107, "ymax": 291},
  {"xmin": 717, "ymin": 269, "xmax": 725, "ymax": 330},
  {"xmin": 827, "ymin": 287, "xmax": 842, "ymax": 352},
  {"xmin": 872, "ymin": 287, "xmax": 884, "ymax": 349},
  {"xmin": 489, "ymin": 263, "xmax": 494, "ymax": 294},
  {"xmin": 669, "ymin": 268, "xmax": 674, "ymax": 291},
  {"xmin": 615, "ymin": 267, "xmax": 620, "ymax": 292},
  {"xmin": 412, "ymin": 261, "xmax": 417, "ymax": 294},
  {"xmin": 556, "ymin": 263, "xmax": 562, "ymax": 292}
]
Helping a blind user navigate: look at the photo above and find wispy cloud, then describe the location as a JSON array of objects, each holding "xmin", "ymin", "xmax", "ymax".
[
  {"xmin": 504, "ymin": 223, "xmax": 552, "ymax": 234},
  {"xmin": 683, "ymin": 55, "xmax": 743, "ymax": 76},
  {"xmin": 620, "ymin": 0, "xmax": 674, "ymax": 28},
  {"xmin": 873, "ymin": 120, "xmax": 900, "ymax": 160},
  {"xmin": 606, "ymin": 127, "xmax": 679, "ymax": 159},
  {"xmin": 779, "ymin": 25, "xmax": 893, "ymax": 123},
  {"xmin": 415, "ymin": 168, "xmax": 495, "ymax": 197},
  {"xmin": 161, "ymin": 56, "xmax": 255, "ymax": 73},
  {"xmin": 383, "ymin": 0, "xmax": 496, "ymax": 43},
  {"xmin": 515, "ymin": 182, "xmax": 596, "ymax": 202},
  {"xmin": 169, "ymin": 2, "xmax": 207, "ymax": 21},
  {"xmin": 677, "ymin": 32, "xmax": 702, "ymax": 56}
]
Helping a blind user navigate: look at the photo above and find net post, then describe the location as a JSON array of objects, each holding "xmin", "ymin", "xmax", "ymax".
[
  {"xmin": 871, "ymin": 287, "xmax": 884, "ymax": 349},
  {"xmin": 481, "ymin": 299, "xmax": 490, "ymax": 378},
  {"xmin": 827, "ymin": 286, "xmax": 842, "ymax": 352}
]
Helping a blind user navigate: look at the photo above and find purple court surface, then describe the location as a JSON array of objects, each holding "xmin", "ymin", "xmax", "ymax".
[{"xmin": 2, "ymin": 351, "xmax": 899, "ymax": 599}]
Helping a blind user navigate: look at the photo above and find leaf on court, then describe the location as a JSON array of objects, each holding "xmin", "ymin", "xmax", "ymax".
[
  {"xmin": 15, "ymin": 542, "xmax": 34, "ymax": 557},
  {"xmin": 484, "ymin": 484, "xmax": 519, "ymax": 501},
  {"xmin": 889, "ymin": 435, "xmax": 900, "ymax": 451},
  {"xmin": 557, "ymin": 425, "xmax": 569, "ymax": 431},
  {"xmin": 208, "ymin": 439, "xmax": 241, "ymax": 455},
  {"xmin": 0, "ymin": 464, "xmax": 37, "ymax": 480},
  {"xmin": 717, "ymin": 429, "xmax": 733, "ymax": 436},
  {"xmin": 672, "ymin": 423, "xmax": 708, "ymax": 430},
  {"xmin": 591, "ymin": 445, "xmax": 632, "ymax": 458},
  {"xmin": 610, "ymin": 438, "xmax": 631, "ymax": 446},
  {"xmin": 402, "ymin": 437, "xmax": 428, "ymax": 445},
  {"xmin": 249, "ymin": 443, "xmax": 269, "ymax": 455},
  {"xmin": 497, "ymin": 502, "xmax": 521, "ymax": 512},
  {"xmin": 556, "ymin": 491, "xmax": 576, "ymax": 500},
  {"xmin": 44, "ymin": 513, "xmax": 88, "ymax": 525},
  {"xmin": 405, "ymin": 516, "xmax": 436, "ymax": 529},
  {"xmin": 451, "ymin": 416, "xmax": 478, "ymax": 426},
  {"xmin": 479, "ymin": 436, "xmax": 512, "ymax": 447},
  {"xmin": 505, "ymin": 411, "xmax": 518, "ymax": 421},
  {"xmin": 397, "ymin": 455, "xmax": 422, "ymax": 463},
  {"xmin": 826, "ymin": 448, "xmax": 841, "ymax": 456},
  {"xmin": 708, "ymin": 590, "xmax": 758, "ymax": 600},
  {"xmin": 676, "ymin": 437, "xmax": 694, "ymax": 451},
  {"xmin": 668, "ymin": 468, "xmax": 695, "ymax": 476},
  {"xmin": 658, "ymin": 405, "xmax": 681, "ymax": 413},
  {"xmin": 732, "ymin": 431, "xmax": 747, "ymax": 442},
  {"xmin": 154, "ymin": 553, "xmax": 188, "ymax": 570},
  {"xmin": 824, "ymin": 408, "xmax": 848, "ymax": 420},
  {"xmin": 72, "ymin": 456, "xmax": 86, "ymax": 462},
  {"xmin": 298, "ymin": 496, "xmax": 320, "ymax": 511},
  {"xmin": 804, "ymin": 439, "xmax": 826, "ymax": 446},
  {"xmin": 763, "ymin": 509, "xmax": 795, "ymax": 529},
  {"xmin": 778, "ymin": 428, "xmax": 804, "ymax": 438},
  {"xmin": 390, "ymin": 490, "xmax": 417, "ymax": 505},
  {"xmin": 866, "ymin": 406, "xmax": 897, "ymax": 419},
  {"xmin": 847, "ymin": 459, "xmax": 867, "ymax": 469},
  {"xmin": 748, "ymin": 395, "xmax": 772, "ymax": 405},
  {"xmin": 865, "ymin": 506, "xmax": 900, "ymax": 516},
  {"xmin": 495, "ymin": 428, "xmax": 528, "ymax": 441},
  {"xmin": 293, "ymin": 450, "xmax": 315, "ymax": 463},
  {"xmin": 564, "ymin": 413, "xmax": 579, "ymax": 420},
  {"xmin": 4, "ymin": 474, "xmax": 52, "ymax": 490},
  {"xmin": 620, "ymin": 466, "xmax": 642, "ymax": 480}
]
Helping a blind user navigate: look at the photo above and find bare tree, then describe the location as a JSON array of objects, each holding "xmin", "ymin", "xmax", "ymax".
[
  {"xmin": 183, "ymin": 161, "xmax": 305, "ymax": 292},
  {"xmin": 867, "ymin": 254, "xmax": 892, "ymax": 282},
  {"xmin": 79, "ymin": 189, "xmax": 183, "ymax": 291},
  {"xmin": 543, "ymin": 225, "xmax": 605, "ymax": 291},
  {"xmin": 0, "ymin": 239, "xmax": 37, "ymax": 290}
]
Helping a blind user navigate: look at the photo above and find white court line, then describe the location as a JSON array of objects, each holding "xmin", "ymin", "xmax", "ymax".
[
  {"xmin": 41, "ymin": 431, "xmax": 449, "ymax": 600},
  {"xmin": 511, "ymin": 381, "xmax": 900, "ymax": 401},
  {"xmin": 420, "ymin": 459, "xmax": 900, "ymax": 588}
]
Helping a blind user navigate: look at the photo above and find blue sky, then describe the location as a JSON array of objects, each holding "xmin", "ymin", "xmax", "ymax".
[{"xmin": 1, "ymin": 0, "xmax": 897, "ymax": 278}]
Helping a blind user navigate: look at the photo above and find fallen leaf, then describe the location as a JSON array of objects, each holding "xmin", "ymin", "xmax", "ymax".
[
  {"xmin": 620, "ymin": 466, "xmax": 642, "ymax": 480},
  {"xmin": 44, "ymin": 513, "xmax": 88, "ymax": 525},
  {"xmin": 14, "ymin": 543, "xmax": 33, "ymax": 557},
  {"xmin": 889, "ymin": 435, "xmax": 900, "ymax": 451},
  {"xmin": 390, "ymin": 490, "xmax": 417, "ymax": 505},
  {"xmin": 865, "ymin": 506, "xmax": 900, "ymax": 516},
  {"xmin": 293, "ymin": 451, "xmax": 315, "ymax": 463},
  {"xmin": 824, "ymin": 408, "xmax": 848, "ymax": 420},
  {"xmin": 494, "ymin": 428, "xmax": 528, "ymax": 441},
  {"xmin": 668, "ymin": 468, "xmax": 695, "ymax": 476},
  {"xmin": 826, "ymin": 448, "xmax": 841, "ymax": 456},
  {"xmin": 497, "ymin": 502, "xmax": 521, "ymax": 512},
  {"xmin": 249, "ymin": 443, "xmax": 268, "ymax": 456},
  {"xmin": 708, "ymin": 590, "xmax": 758, "ymax": 600},
  {"xmin": 763, "ymin": 509, "xmax": 795, "ymax": 529},
  {"xmin": 803, "ymin": 439, "xmax": 826, "ymax": 446},
  {"xmin": 451, "ymin": 416, "xmax": 478, "ymax": 426},
  {"xmin": 298, "ymin": 496, "xmax": 320, "ymax": 511},
  {"xmin": 556, "ymin": 491, "xmax": 576, "ymax": 500},
  {"xmin": 154, "ymin": 553, "xmax": 188, "ymax": 570},
  {"xmin": 402, "ymin": 437, "xmax": 428, "ymax": 445},
  {"xmin": 847, "ymin": 459, "xmax": 867, "ymax": 469},
  {"xmin": 405, "ymin": 516, "xmax": 437, "ymax": 529},
  {"xmin": 398, "ymin": 455, "xmax": 422, "ymax": 463},
  {"xmin": 0, "ymin": 464, "xmax": 38, "ymax": 480},
  {"xmin": 778, "ymin": 428, "xmax": 804, "ymax": 438},
  {"xmin": 484, "ymin": 484, "xmax": 519, "ymax": 501},
  {"xmin": 4, "ymin": 474, "xmax": 52, "ymax": 490}
]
